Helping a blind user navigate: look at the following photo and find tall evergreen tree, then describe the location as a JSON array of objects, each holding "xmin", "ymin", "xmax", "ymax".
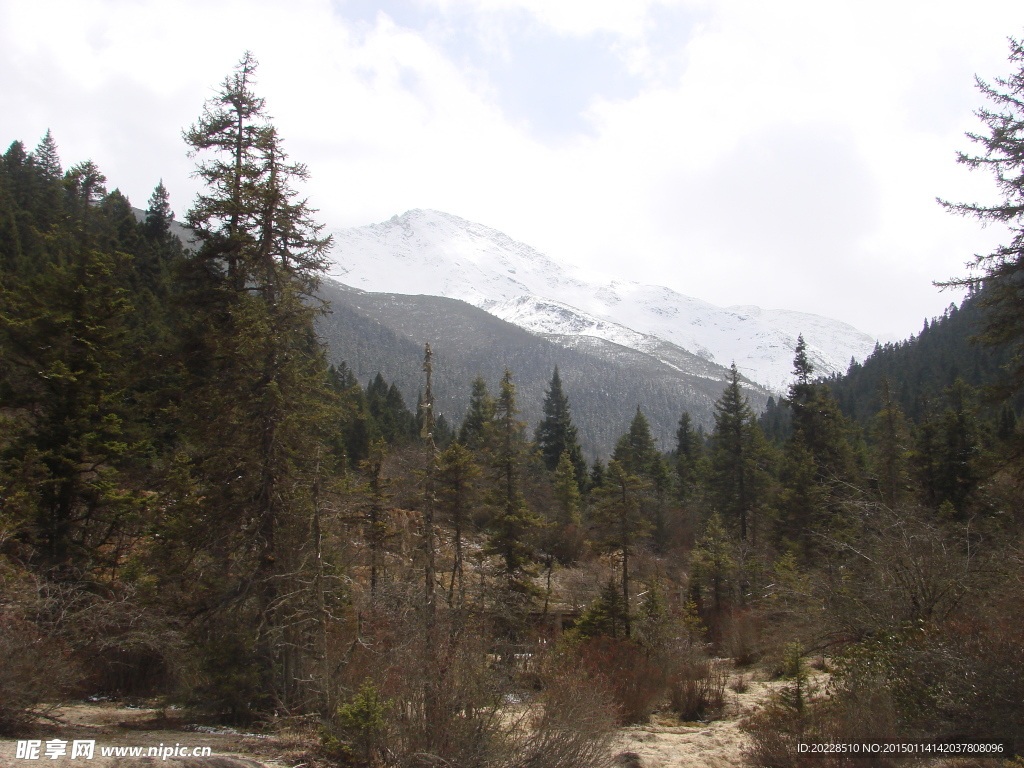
[
  {"xmin": 143, "ymin": 179, "xmax": 177, "ymax": 245},
  {"xmin": 434, "ymin": 441, "xmax": 479, "ymax": 606},
  {"xmin": 552, "ymin": 449, "xmax": 582, "ymax": 528},
  {"xmin": 708, "ymin": 364, "xmax": 767, "ymax": 541},
  {"xmin": 869, "ymin": 378, "xmax": 912, "ymax": 508},
  {"xmin": 32, "ymin": 129, "xmax": 61, "ymax": 182},
  {"xmin": 613, "ymin": 407, "xmax": 658, "ymax": 477},
  {"xmin": 775, "ymin": 339, "xmax": 857, "ymax": 560},
  {"xmin": 590, "ymin": 460, "xmax": 649, "ymax": 638},
  {"xmin": 674, "ymin": 411, "xmax": 703, "ymax": 503},
  {"xmin": 484, "ymin": 369, "xmax": 541, "ymax": 600},
  {"xmin": 940, "ymin": 35, "xmax": 1024, "ymax": 400},
  {"xmin": 0, "ymin": 231, "xmax": 138, "ymax": 574},
  {"xmin": 534, "ymin": 367, "xmax": 586, "ymax": 486},
  {"xmin": 787, "ymin": 336, "xmax": 856, "ymax": 484},
  {"xmin": 458, "ymin": 375, "xmax": 495, "ymax": 448},
  {"xmin": 163, "ymin": 52, "xmax": 337, "ymax": 714}
]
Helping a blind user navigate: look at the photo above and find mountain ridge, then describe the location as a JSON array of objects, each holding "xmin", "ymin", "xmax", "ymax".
[{"xmin": 327, "ymin": 208, "xmax": 876, "ymax": 393}]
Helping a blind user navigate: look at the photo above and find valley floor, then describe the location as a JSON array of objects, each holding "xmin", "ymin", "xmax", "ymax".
[{"xmin": 0, "ymin": 672, "xmax": 785, "ymax": 768}]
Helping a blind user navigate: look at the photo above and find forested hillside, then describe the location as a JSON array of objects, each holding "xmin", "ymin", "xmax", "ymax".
[{"xmin": 2, "ymin": 51, "xmax": 1024, "ymax": 767}]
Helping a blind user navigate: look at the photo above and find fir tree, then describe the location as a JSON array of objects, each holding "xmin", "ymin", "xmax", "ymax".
[
  {"xmin": 552, "ymin": 449, "xmax": 582, "ymax": 528},
  {"xmin": 143, "ymin": 179, "xmax": 176, "ymax": 244},
  {"xmin": 359, "ymin": 439, "xmax": 391, "ymax": 595},
  {"xmin": 165, "ymin": 52, "xmax": 337, "ymax": 713},
  {"xmin": 65, "ymin": 159, "xmax": 107, "ymax": 207},
  {"xmin": 484, "ymin": 369, "xmax": 542, "ymax": 600},
  {"xmin": 674, "ymin": 411, "xmax": 703, "ymax": 502},
  {"xmin": 32, "ymin": 129, "xmax": 61, "ymax": 182},
  {"xmin": 690, "ymin": 513, "xmax": 737, "ymax": 616},
  {"xmin": 534, "ymin": 367, "xmax": 586, "ymax": 486},
  {"xmin": 575, "ymin": 578, "xmax": 629, "ymax": 639},
  {"xmin": 708, "ymin": 364, "xmax": 766, "ymax": 541},
  {"xmin": 435, "ymin": 441, "xmax": 479, "ymax": 606},
  {"xmin": 776, "ymin": 341, "xmax": 856, "ymax": 559},
  {"xmin": 613, "ymin": 406, "xmax": 658, "ymax": 477},
  {"xmin": 0, "ymin": 237, "xmax": 138, "ymax": 573},
  {"xmin": 869, "ymin": 378, "xmax": 912, "ymax": 508},
  {"xmin": 590, "ymin": 460, "xmax": 649, "ymax": 637},
  {"xmin": 787, "ymin": 336, "xmax": 856, "ymax": 484},
  {"xmin": 458, "ymin": 375, "xmax": 495, "ymax": 448},
  {"xmin": 940, "ymin": 35, "xmax": 1024, "ymax": 400}
]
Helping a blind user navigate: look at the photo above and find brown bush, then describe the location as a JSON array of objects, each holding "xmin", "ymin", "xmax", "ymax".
[
  {"xmin": 667, "ymin": 654, "xmax": 727, "ymax": 721},
  {"xmin": 0, "ymin": 610, "xmax": 78, "ymax": 734},
  {"xmin": 574, "ymin": 637, "xmax": 667, "ymax": 725},
  {"xmin": 324, "ymin": 590, "xmax": 618, "ymax": 767},
  {"xmin": 743, "ymin": 667, "xmax": 907, "ymax": 768},
  {"xmin": 506, "ymin": 667, "xmax": 617, "ymax": 768}
]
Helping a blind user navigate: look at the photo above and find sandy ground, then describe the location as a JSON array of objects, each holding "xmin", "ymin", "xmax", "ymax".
[
  {"xmin": 0, "ymin": 672, "xmax": 785, "ymax": 768},
  {"xmin": 0, "ymin": 703, "xmax": 305, "ymax": 767},
  {"xmin": 609, "ymin": 675, "xmax": 785, "ymax": 768}
]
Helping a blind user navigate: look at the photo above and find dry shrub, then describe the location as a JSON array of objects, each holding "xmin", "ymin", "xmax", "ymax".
[
  {"xmin": 325, "ymin": 589, "xmax": 617, "ymax": 767},
  {"xmin": 507, "ymin": 667, "xmax": 617, "ymax": 768},
  {"xmin": 743, "ymin": 662, "xmax": 906, "ymax": 768},
  {"xmin": 730, "ymin": 674, "xmax": 750, "ymax": 694},
  {"xmin": 325, "ymin": 599, "xmax": 504, "ymax": 767},
  {"xmin": 575, "ymin": 637, "xmax": 667, "ymax": 724},
  {"xmin": 30, "ymin": 579, "xmax": 184, "ymax": 699},
  {"xmin": 667, "ymin": 653, "xmax": 727, "ymax": 721},
  {"xmin": 0, "ymin": 610, "xmax": 78, "ymax": 734},
  {"xmin": 720, "ymin": 608, "xmax": 764, "ymax": 666}
]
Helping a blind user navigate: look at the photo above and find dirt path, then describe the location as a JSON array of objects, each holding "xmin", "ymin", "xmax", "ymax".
[{"xmin": 610, "ymin": 675, "xmax": 789, "ymax": 768}]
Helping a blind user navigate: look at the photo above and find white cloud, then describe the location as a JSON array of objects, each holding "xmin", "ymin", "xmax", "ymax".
[{"xmin": 1, "ymin": 0, "xmax": 1021, "ymax": 339}]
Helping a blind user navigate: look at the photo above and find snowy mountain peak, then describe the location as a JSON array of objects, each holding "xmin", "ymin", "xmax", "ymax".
[{"xmin": 328, "ymin": 211, "xmax": 877, "ymax": 393}]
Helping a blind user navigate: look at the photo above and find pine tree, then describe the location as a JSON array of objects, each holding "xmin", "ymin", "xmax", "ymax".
[
  {"xmin": 869, "ymin": 378, "xmax": 911, "ymax": 508},
  {"xmin": 912, "ymin": 380, "xmax": 980, "ymax": 516},
  {"xmin": 165, "ymin": 52, "xmax": 337, "ymax": 714},
  {"xmin": 458, "ymin": 376, "xmax": 495, "ymax": 448},
  {"xmin": 32, "ymin": 129, "xmax": 61, "ymax": 182},
  {"xmin": 575, "ymin": 578, "xmax": 629, "ymax": 639},
  {"xmin": 326, "ymin": 363, "xmax": 373, "ymax": 466},
  {"xmin": 365, "ymin": 373, "xmax": 415, "ymax": 443},
  {"xmin": 675, "ymin": 411, "xmax": 703, "ymax": 502},
  {"xmin": 787, "ymin": 336, "xmax": 856, "ymax": 484},
  {"xmin": 435, "ymin": 441, "xmax": 479, "ymax": 606},
  {"xmin": 708, "ymin": 364, "xmax": 767, "ymax": 541},
  {"xmin": 552, "ymin": 449, "xmax": 582, "ymax": 528},
  {"xmin": 690, "ymin": 513, "xmax": 736, "ymax": 616},
  {"xmin": 143, "ymin": 179, "xmax": 175, "ymax": 243},
  {"xmin": 483, "ymin": 369, "xmax": 542, "ymax": 600},
  {"xmin": 776, "ymin": 340, "xmax": 857, "ymax": 559},
  {"xmin": 64, "ymin": 159, "xmax": 107, "ymax": 207},
  {"xmin": 534, "ymin": 367, "xmax": 586, "ymax": 486},
  {"xmin": 359, "ymin": 439, "xmax": 391, "ymax": 595},
  {"xmin": 613, "ymin": 407, "xmax": 658, "ymax": 477},
  {"xmin": 590, "ymin": 460, "xmax": 649, "ymax": 637},
  {"xmin": 0, "ymin": 232, "xmax": 138, "ymax": 574},
  {"xmin": 939, "ymin": 36, "xmax": 1024, "ymax": 399}
]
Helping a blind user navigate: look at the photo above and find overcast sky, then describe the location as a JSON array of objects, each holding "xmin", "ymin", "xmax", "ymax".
[{"xmin": 2, "ymin": 0, "xmax": 1022, "ymax": 340}]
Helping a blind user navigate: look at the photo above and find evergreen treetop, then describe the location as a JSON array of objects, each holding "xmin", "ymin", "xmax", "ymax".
[
  {"xmin": 613, "ymin": 406, "xmax": 658, "ymax": 478},
  {"xmin": 939, "ymin": 35, "xmax": 1024, "ymax": 399},
  {"xmin": 534, "ymin": 366, "xmax": 586, "ymax": 486}
]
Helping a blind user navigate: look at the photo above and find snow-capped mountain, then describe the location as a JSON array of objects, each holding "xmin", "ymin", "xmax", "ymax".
[{"xmin": 327, "ymin": 209, "xmax": 876, "ymax": 393}]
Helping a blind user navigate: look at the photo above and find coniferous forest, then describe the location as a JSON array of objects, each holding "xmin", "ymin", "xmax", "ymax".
[{"xmin": 3, "ymin": 48, "xmax": 1024, "ymax": 767}]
